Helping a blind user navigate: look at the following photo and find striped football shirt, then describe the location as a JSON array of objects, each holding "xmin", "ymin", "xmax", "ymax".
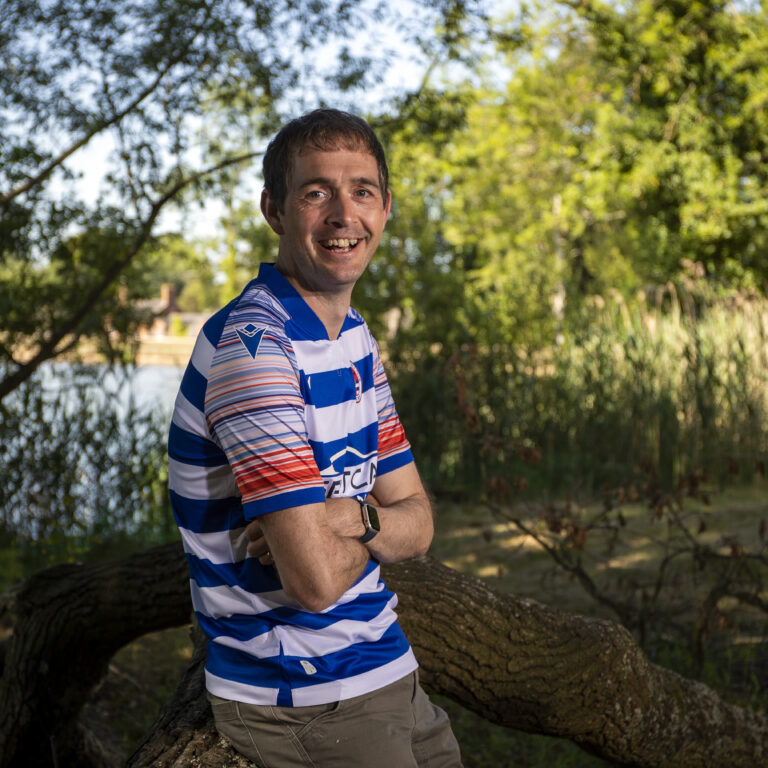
[{"xmin": 168, "ymin": 262, "xmax": 418, "ymax": 707}]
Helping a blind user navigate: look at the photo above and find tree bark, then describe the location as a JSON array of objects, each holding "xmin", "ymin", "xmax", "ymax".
[
  {"xmin": 1, "ymin": 544, "xmax": 765, "ymax": 768},
  {"xmin": 389, "ymin": 559, "xmax": 767, "ymax": 767},
  {"xmin": 0, "ymin": 543, "xmax": 190, "ymax": 768}
]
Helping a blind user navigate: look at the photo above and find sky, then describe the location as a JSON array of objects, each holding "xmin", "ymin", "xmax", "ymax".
[{"xmin": 67, "ymin": 0, "xmax": 516, "ymax": 239}]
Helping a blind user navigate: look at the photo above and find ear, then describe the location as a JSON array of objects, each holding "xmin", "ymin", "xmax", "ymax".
[
  {"xmin": 384, "ymin": 189, "xmax": 392, "ymax": 220},
  {"xmin": 261, "ymin": 189, "xmax": 285, "ymax": 235}
]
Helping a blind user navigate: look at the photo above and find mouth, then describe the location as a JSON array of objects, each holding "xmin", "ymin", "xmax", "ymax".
[{"xmin": 319, "ymin": 237, "xmax": 362, "ymax": 254}]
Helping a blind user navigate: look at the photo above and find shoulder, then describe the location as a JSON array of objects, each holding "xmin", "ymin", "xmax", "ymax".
[
  {"xmin": 204, "ymin": 287, "xmax": 305, "ymax": 422},
  {"xmin": 228, "ymin": 281, "xmax": 291, "ymax": 338},
  {"xmin": 204, "ymin": 283, "xmax": 300, "ymax": 405},
  {"xmin": 195, "ymin": 282, "xmax": 289, "ymax": 348},
  {"xmin": 210, "ymin": 281, "xmax": 296, "ymax": 362}
]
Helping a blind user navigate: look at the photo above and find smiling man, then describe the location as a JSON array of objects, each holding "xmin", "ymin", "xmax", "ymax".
[{"xmin": 168, "ymin": 110, "xmax": 463, "ymax": 767}]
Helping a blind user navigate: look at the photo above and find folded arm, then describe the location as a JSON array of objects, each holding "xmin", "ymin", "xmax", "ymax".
[
  {"xmin": 363, "ymin": 461, "xmax": 433, "ymax": 564},
  {"xmin": 250, "ymin": 499, "xmax": 369, "ymax": 613},
  {"xmin": 246, "ymin": 463, "xmax": 433, "ymax": 610}
]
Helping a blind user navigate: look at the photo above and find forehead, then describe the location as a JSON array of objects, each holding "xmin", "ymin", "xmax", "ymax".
[{"xmin": 289, "ymin": 145, "xmax": 380, "ymax": 187}]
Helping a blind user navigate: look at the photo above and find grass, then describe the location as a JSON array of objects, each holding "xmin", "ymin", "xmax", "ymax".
[
  {"xmin": 433, "ymin": 484, "xmax": 768, "ymax": 621},
  {"xmin": 81, "ymin": 627, "xmax": 194, "ymax": 762}
]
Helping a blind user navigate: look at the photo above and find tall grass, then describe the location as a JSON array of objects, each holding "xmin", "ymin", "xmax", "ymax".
[
  {"xmin": 0, "ymin": 363, "xmax": 173, "ymax": 585},
  {"xmin": 393, "ymin": 281, "xmax": 768, "ymax": 496}
]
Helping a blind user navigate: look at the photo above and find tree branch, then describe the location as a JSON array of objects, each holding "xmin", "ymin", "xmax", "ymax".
[
  {"xmin": 0, "ymin": 7, "xmax": 212, "ymax": 206},
  {"xmin": 0, "ymin": 150, "xmax": 261, "ymax": 400}
]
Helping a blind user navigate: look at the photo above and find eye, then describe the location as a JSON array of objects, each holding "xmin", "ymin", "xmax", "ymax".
[
  {"xmin": 355, "ymin": 188, "xmax": 374, "ymax": 198},
  {"xmin": 306, "ymin": 189, "xmax": 325, "ymax": 199}
]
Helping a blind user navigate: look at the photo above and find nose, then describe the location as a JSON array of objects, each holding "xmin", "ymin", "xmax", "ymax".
[{"xmin": 325, "ymin": 194, "xmax": 356, "ymax": 228}]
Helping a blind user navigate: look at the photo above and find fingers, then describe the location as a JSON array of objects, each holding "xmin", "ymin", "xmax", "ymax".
[
  {"xmin": 245, "ymin": 519, "xmax": 262, "ymax": 540},
  {"xmin": 246, "ymin": 535, "xmax": 268, "ymax": 557},
  {"xmin": 245, "ymin": 520, "xmax": 274, "ymax": 565},
  {"xmin": 247, "ymin": 536, "xmax": 274, "ymax": 566}
]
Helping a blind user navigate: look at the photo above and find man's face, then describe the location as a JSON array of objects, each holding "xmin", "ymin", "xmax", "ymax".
[{"xmin": 263, "ymin": 146, "xmax": 391, "ymax": 299}]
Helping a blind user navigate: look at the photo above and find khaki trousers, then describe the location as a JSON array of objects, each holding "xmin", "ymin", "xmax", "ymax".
[{"xmin": 209, "ymin": 671, "xmax": 463, "ymax": 768}]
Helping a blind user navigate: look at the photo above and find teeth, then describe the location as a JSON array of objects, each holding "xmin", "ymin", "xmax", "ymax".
[{"xmin": 323, "ymin": 238, "xmax": 358, "ymax": 248}]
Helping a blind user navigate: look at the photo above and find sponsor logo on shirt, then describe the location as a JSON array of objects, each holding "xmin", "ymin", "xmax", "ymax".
[{"xmin": 319, "ymin": 446, "xmax": 378, "ymax": 497}]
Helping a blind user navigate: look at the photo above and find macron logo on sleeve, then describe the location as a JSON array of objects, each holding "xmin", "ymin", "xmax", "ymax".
[{"xmin": 236, "ymin": 323, "xmax": 266, "ymax": 359}]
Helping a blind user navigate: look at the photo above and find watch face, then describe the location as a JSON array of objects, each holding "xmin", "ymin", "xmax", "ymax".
[{"xmin": 359, "ymin": 502, "xmax": 380, "ymax": 542}]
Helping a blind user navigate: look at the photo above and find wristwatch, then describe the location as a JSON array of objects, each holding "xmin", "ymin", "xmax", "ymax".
[{"xmin": 358, "ymin": 500, "xmax": 380, "ymax": 543}]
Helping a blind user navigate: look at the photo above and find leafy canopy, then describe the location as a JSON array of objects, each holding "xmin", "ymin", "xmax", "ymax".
[{"xmin": 0, "ymin": 0, "xmax": 487, "ymax": 398}]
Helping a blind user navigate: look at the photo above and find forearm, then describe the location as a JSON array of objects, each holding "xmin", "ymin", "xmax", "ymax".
[
  {"xmin": 252, "ymin": 501, "xmax": 370, "ymax": 612},
  {"xmin": 363, "ymin": 492, "xmax": 433, "ymax": 564},
  {"xmin": 281, "ymin": 520, "xmax": 370, "ymax": 609}
]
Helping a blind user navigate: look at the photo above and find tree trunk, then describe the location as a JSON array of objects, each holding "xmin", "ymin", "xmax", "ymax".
[
  {"xmin": 0, "ymin": 543, "xmax": 190, "ymax": 768},
  {"xmin": 1, "ymin": 544, "xmax": 765, "ymax": 768}
]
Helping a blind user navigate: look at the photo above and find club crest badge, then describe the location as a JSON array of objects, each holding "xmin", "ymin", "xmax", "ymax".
[
  {"xmin": 236, "ymin": 323, "xmax": 266, "ymax": 359},
  {"xmin": 350, "ymin": 360, "xmax": 362, "ymax": 403}
]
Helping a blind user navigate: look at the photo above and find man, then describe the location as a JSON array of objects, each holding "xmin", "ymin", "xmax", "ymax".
[{"xmin": 168, "ymin": 109, "xmax": 463, "ymax": 767}]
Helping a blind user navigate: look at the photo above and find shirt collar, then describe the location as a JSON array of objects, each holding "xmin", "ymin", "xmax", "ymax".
[{"xmin": 256, "ymin": 262, "xmax": 333, "ymax": 341}]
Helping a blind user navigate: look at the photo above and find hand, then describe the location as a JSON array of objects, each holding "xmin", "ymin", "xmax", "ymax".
[{"xmin": 245, "ymin": 519, "xmax": 274, "ymax": 565}]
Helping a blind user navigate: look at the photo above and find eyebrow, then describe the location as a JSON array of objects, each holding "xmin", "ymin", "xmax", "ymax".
[{"xmin": 299, "ymin": 176, "xmax": 381, "ymax": 191}]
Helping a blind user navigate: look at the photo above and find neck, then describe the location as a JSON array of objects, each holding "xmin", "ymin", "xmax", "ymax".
[
  {"xmin": 279, "ymin": 271, "xmax": 351, "ymax": 340},
  {"xmin": 302, "ymin": 291, "xmax": 350, "ymax": 340}
]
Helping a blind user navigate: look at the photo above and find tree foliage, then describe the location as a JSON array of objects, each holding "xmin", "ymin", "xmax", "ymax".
[
  {"xmin": 0, "ymin": 0, "xmax": 488, "ymax": 399},
  {"xmin": 349, "ymin": 0, "xmax": 768, "ymax": 492},
  {"xmin": 366, "ymin": 0, "xmax": 768, "ymax": 326}
]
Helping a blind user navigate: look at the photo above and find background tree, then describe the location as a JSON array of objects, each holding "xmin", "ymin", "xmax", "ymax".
[
  {"xmin": 350, "ymin": 0, "xmax": 768, "ymax": 493},
  {"xmin": 0, "ymin": 0, "xmax": 487, "ymax": 399}
]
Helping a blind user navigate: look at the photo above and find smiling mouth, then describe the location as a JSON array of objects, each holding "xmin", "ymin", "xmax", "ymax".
[{"xmin": 320, "ymin": 238, "xmax": 360, "ymax": 253}]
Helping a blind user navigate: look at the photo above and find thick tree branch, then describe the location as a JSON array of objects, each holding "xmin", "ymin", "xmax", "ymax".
[{"xmin": 1, "ymin": 545, "xmax": 765, "ymax": 768}]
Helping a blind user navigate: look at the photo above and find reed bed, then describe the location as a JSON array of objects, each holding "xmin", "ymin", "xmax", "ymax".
[{"xmin": 394, "ymin": 283, "xmax": 768, "ymax": 496}]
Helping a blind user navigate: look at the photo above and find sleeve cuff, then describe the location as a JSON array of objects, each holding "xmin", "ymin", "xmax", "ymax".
[
  {"xmin": 242, "ymin": 486, "xmax": 327, "ymax": 518},
  {"xmin": 377, "ymin": 449, "xmax": 414, "ymax": 477}
]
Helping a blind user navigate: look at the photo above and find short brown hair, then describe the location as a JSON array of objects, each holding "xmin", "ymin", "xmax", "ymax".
[{"xmin": 262, "ymin": 109, "xmax": 389, "ymax": 211}]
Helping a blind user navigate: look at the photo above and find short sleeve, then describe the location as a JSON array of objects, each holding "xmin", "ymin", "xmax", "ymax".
[
  {"xmin": 205, "ymin": 322, "xmax": 326, "ymax": 518},
  {"xmin": 370, "ymin": 333, "xmax": 414, "ymax": 476}
]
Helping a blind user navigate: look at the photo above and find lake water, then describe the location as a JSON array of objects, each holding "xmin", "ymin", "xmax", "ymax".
[
  {"xmin": 35, "ymin": 361, "xmax": 186, "ymax": 417},
  {"xmin": 124, "ymin": 364, "xmax": 185, "ymax": 414}
]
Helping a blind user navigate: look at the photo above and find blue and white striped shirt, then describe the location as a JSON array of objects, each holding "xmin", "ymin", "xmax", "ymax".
[{"xmin": 168, "ymin": 263, "xmax": 418, "ymax": 706}]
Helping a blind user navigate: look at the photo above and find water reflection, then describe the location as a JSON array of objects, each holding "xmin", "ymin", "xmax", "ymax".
[{"xmin": 36, "ymin": 362, "xmax": 184, "ymax": 416}]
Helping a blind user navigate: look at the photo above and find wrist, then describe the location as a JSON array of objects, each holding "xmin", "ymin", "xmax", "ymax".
[{"xmin": 358, "ymin": 499, "xmax": 380, "ymax": 543}]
